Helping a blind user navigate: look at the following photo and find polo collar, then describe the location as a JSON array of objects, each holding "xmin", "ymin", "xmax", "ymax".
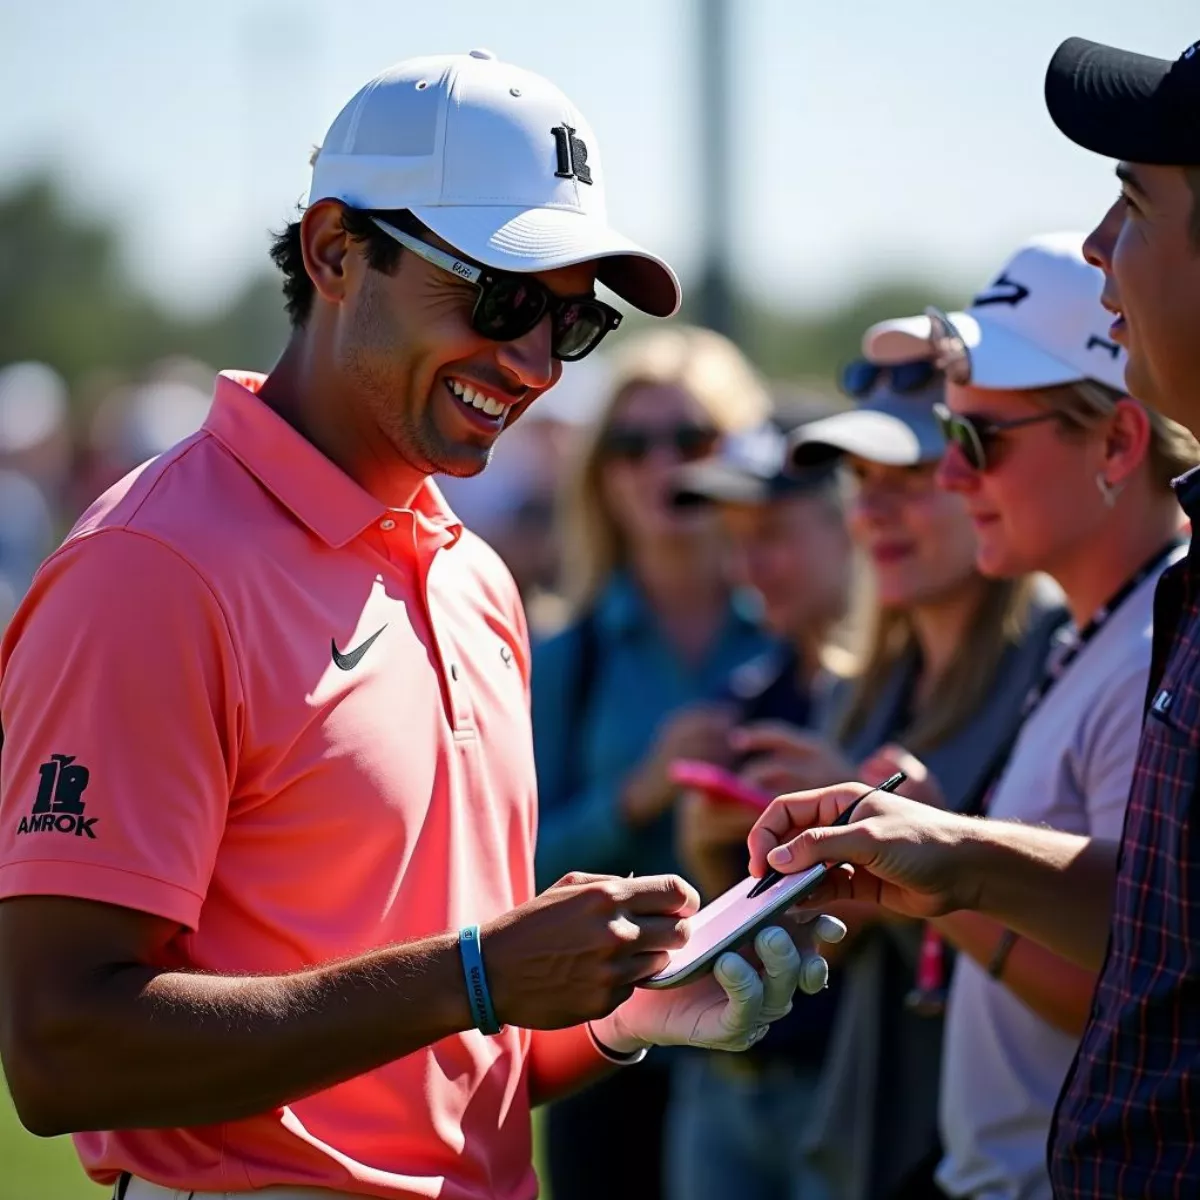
[
  {"xmin": 203, "ymin": 371, "xmax": 462, "ymax": 551},
  {"xmin": 1173, "ymin": 465, "xmax": 1200, "ymax": 525}
]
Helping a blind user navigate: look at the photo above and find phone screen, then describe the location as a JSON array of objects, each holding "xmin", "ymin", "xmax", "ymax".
[{"xmin": 640, "ymin": 862, "xmax": 828, "ymax": 989}]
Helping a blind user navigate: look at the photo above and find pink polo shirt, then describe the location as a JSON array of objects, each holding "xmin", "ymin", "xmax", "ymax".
[{"xmin": 0, "ymin": 371, "xmax": 546, "ymax": 1198}]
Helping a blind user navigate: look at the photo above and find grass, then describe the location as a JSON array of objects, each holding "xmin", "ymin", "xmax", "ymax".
[
  {"xmin": 0, "ymin": 1080, "xmax": 550, "ymax": 1199},
  {"xmin": 0, "ymin": 1083, "xmax": 105, "ymax": 1199}
]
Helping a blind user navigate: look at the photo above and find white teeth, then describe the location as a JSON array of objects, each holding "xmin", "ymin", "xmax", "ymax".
[{"xmin": 448, "ymin": 378, "xmax": 506, "ymax": 419}]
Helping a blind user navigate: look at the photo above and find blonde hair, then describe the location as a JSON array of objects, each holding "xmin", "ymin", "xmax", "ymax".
[
  {"xmin": 1032, "ymin": 380, "xmax": 1200, "ymax": 488},
  {"xmin": 836, "ymin": 574, "xmax": 1038, "ymax": 754},
  {"xmin": 560, "ymin": 326, "xmax": 771, "ymax": 611}
]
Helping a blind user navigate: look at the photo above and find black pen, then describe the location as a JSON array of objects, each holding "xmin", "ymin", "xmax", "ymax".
[{"xmin": 747, "ymin": 770, "xmax": 908, "ymax": 899}]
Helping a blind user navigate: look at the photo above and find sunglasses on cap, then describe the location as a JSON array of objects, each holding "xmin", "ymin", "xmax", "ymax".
[
  {"xmin": 933, "ymin": 402, "xmax": 1061, "ymax": 471},
  {"xmin": 924, "ymin": 306, "xmax": 974, "ymax": 386},
  {"xmin": 841, "ymin": 358, "xmax": 938, "ymax": 398},
  {"xmin": 601, "ymin": 423, "xmax": 720, "ymax": 463},
  {"xmin": 372, "ymin": 217, "xmax": 622, "ymax": 362}
]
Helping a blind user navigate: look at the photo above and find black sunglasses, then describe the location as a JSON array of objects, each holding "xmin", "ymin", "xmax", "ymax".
[
  {"xmin": 934, "ymin": 402, "xmax": 1061, "ymax": 471},
  {"xmin": 601, "ymin": 424, "xmax": 720, "ymax": 463},
  {"xmin": 372, "ymin": 217, "xmax": 622, "ymax": 361},
  {"xmin": 841, "ymin": 359, "xmax": 938, "ymax": 398}
]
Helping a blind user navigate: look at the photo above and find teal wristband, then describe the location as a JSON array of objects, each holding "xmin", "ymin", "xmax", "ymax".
[{"xmin": 459, "ymin": 925, "xmax": 503, "ymax": 1036}]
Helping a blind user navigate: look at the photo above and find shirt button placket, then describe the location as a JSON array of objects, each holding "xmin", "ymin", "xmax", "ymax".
[{"xmin": 407, "ymin": 542, "xmax": 473, "ymax": 732}]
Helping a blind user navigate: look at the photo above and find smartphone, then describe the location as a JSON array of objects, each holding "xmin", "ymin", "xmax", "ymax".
[
  {"xmin": 642, "ymin": 769, "xmax": 908, "ymax": 991},
  {"xmin": 638, "ymin": 862, "xmax": 830, "ymax": 990},
  {"xmin": 668, "ymin": 759, "xmax": 774, "ymax": 811}
]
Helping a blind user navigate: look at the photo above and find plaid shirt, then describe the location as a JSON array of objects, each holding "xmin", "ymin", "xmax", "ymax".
[{"xmin": 1050, "ymin": 469, "xmax": 1200, "ymax": 1198}]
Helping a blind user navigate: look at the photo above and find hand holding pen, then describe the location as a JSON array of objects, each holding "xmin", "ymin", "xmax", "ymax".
[
  {"xmin": 745, "ymin": 772, "xmax": 984, "ymax": 921},
  {"xmin": 747, "ymin": 770, "xmax": 908, "ymax": 898}
]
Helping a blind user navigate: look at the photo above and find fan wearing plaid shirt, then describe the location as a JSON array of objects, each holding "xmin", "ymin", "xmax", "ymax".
[{"xmin": 745, "ymin": 35, "xmax": 1200, "ymax": 1199}]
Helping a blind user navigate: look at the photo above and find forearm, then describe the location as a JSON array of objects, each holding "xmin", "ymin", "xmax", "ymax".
[
  {"xmin": 527, "ymin": 1024, "xmax": 616, "ymax": 1107},
  {"xmin": 935, "ymin": 911, "xmax": 1098, "ymax": 1036},
  {"xmin": 967, "ymin": 823, "xmax": 1118, "ymax": 970},
  {"xmin": 22, "ymin": 932, "xmax": 473, "ymax": 1134}
]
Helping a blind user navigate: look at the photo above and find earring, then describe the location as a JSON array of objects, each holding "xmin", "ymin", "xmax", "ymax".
[{"xmin": 1096, "ymin": 473, "xmax": 1124, "ymax": 508}]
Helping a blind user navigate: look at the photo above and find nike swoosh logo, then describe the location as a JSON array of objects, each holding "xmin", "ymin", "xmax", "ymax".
[{"xmin": 331, "ymin": 625, "xmax": 387, "ymax": 671}]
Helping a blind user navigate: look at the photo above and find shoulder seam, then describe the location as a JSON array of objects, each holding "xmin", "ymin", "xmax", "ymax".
[{"xmin": 49, "ymin": 524, "xmax": 249, "ymax": 733}]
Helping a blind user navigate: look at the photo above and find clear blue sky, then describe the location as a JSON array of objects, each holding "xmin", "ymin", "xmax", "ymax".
[{"xmin": 2, "ymin": 1, "xmax": 1194, "ymax": 317}]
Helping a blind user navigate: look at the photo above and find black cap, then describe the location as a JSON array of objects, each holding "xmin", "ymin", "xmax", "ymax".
[
  {"xmin": 673, "ymin": 420, "xmax": 838, "ymax": 508},
  {"xmin": 1045, "ymin": 37, "xmax": 1200, "ymax": 165}
]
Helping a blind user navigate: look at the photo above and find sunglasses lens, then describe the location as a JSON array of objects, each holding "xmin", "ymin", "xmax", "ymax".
[
  {"xmin": 675, "ymin": 426, "xmax": 720, "ymax": 461},
  {"xmin": 842, "ymin": 361, "xmax": 880, "ymax": 398},
  {"xmin": 937, "ymin": 410, "xmax": 986, "ymax": 470},
  {"xmin": 553, "ymin": 301, "xmax": 610, "ymax": 361},
  {"xmin": 474, "ymin": 277, "xmax": 548, "ymax": 340},
  {"xmin": 603, "ymin": 430, "xmax": 650, "ymax": 461},
  {"xmin": 603, "ymin": 425, "xmax": 719, "ymax": 463},
  {"xmin": 890, "ymin": 360, "xmax": 936, "ymax": 394}
]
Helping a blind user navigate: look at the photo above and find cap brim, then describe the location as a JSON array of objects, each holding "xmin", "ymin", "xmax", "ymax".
[
  {"xmin": 672, "ymin": 461, "xmax": 773, "ymax": 507},
  {"xmin": 863, "ymin": 312, "xmax": 1085, "ymax": 390},
  {"xmin": 1045, "ymin": 37, "xmax": 1195, "ymax": 165},
  {"xmin": 788, "ymin": 408, "xmax": 940, "ymax": 469},
  {"xmin": 411, "ymin": 204, "xmax": 681, "ymax": 317}
]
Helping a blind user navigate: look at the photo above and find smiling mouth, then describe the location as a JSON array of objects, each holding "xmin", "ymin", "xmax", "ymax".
[{"xmin": 445, "ymin": 377, "xmax": 512, "ymax": 421}]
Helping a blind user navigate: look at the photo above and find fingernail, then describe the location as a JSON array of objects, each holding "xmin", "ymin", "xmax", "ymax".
[
  {"xmin": 764, "ymin": 928, "xmax": 790, "ymax": 954},
  {"xmin": 768, "ymin": 845, "xmax": 793, "ymax": 866}
]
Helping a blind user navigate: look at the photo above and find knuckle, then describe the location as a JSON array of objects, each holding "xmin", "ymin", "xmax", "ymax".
[{"xmin": 597, "ymin": 878, "xmax": 622, "ymax": 902}]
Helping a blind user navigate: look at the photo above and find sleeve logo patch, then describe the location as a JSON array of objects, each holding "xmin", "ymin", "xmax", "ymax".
[{"xmin": 17, "ymin": 753, "xmax": 98, "ymax": 838}]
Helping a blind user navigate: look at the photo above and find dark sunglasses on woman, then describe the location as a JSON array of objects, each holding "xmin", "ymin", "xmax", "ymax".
[
  {"xmin": 934, "ymin": 402, "xmax": 1061, "ymax": 471},
  {"xmin": 601, "ymin": 424, "xmax": 720, "ymax": 463},
  {"xmin": 372, "ymin": 217, "xmax": 622, "ymax": 361}
]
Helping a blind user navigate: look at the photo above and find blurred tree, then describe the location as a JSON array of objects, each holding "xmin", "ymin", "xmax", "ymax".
[
  {"xmin": 0, "ymin": 174, "xmax": 287, "ymax": 398},
  {"xmin": 740, "ymin": 280, "xmax": 962, "ymax": 385}
]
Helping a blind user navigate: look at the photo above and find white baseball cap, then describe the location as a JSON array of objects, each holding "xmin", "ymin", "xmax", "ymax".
[
  {"xmin": 308, "ymin": 49, "xmax": 680, "ymax": 318},
  {"xmin": 863, "ymin": 232, "xmax": 1128, "ymax": 393}
]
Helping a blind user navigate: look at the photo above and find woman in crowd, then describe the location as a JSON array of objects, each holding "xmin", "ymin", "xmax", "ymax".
[
  {"xmin": 859, "ymin": 233, "xmax": 1198, "ymax": 1200},
  {"xmin": 531, "ymin": 325, "xmax": 776, "ymax": 1200},
  {"xmin": 723, "ymin": 349, "xmax": 1066, "ymax": 1200},
  {"xmin": 665, "ymin": 407, "xmax": 855, "ymax": 1200}
]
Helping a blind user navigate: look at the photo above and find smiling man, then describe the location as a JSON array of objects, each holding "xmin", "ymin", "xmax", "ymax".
[
  {"xmin": 0, "ymin": 51, "xmax": 820, "ymax": 1200},
  {"xmin": 743, "ymin": 34, "xmax": 1200, "ymax": 1200}
]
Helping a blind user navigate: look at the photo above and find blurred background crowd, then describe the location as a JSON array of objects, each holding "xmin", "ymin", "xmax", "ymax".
[{"xmin": 2, "ymin": 2, "xmax": 1197, "ymax": 1199}]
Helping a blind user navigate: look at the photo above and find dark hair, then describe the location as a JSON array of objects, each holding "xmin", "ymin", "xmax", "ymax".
[{"xmin": 268, "ymin": 206, "xmax": 427, "ymax": 328}]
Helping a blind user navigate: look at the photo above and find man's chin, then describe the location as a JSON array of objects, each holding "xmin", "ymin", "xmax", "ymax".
[{"xmin": 431, "ymin": 443, "xmax": 495, "ymax": 479}]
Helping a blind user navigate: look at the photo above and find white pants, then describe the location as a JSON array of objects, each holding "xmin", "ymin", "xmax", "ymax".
[{"xmin": 121, "ymin": 1177, "xmax": 364, "ymax": 1200}]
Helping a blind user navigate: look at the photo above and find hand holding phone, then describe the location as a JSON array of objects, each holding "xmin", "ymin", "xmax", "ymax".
[
  {"xmin": 640, "ymin": 770, "xmax": 907, "ymax": 990},
  {"xmin": 669, "ymin": 759, "xmax": 774, "ymax": 812}
]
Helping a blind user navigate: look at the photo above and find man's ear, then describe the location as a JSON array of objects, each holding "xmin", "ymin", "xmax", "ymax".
[{"xmin": 299, "ymin": 200, "xmax": 353, "ymax": 308}]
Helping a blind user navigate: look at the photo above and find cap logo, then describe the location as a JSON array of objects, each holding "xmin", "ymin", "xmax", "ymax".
[
  {"xmin": 1182, "ymin": 41, "xmax": 1199, "ymax": 61},
  {"xmin": 552, "ymin": 125, "xmax": 593, "ymax": 185},
  {"xmin": 1086, "ymin": 334, "xmax": 1120, "ymax": 360},
  {"xmin": 972, "ymin": 272, "xmax": 1030, "ymax": 308}
]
